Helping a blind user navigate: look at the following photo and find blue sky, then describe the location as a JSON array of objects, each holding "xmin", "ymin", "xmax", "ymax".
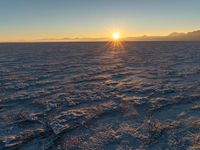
[{"xmin": 0, "ymin": 0, "xmax": 200, "ymax": 41}]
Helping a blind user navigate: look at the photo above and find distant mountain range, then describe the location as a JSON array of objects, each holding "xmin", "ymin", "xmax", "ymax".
[
  {"xmin": 38, "ymin": 30, "xmax": 200, "ymax": 42},
  {"xmin": 124, "ymin": 30, "xmax": 200, "ymax": 41}
]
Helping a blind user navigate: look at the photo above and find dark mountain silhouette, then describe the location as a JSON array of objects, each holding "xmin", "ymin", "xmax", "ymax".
[{"xmin": 125, "ymin": 30, "xmax": 200, "ymax": 41}]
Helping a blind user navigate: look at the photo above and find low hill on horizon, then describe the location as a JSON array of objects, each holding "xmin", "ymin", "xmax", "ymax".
[{"xmin": 125, "ymin": 30, "xmax": 200, "ymax": 41}]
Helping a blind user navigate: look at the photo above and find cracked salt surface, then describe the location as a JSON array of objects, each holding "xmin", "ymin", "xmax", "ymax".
[{"xmin": 0, "ymin": 42, "xmax": 200, "ymax": 149}]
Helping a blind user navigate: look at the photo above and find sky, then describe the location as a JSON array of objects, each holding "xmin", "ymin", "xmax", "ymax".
[{"xmin": 0, "ymin": 0, "xmax": 200, "ymax": 42}]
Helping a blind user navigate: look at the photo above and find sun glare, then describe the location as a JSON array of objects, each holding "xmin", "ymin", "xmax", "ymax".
[{"xmin": 112, "ymin": 33, "xmax": 120, "ymax": 40}]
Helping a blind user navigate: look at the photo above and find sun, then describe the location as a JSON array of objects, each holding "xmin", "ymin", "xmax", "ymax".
[{"xmin": 112, "ymin": 33, "xmax": 120, "ymax": 40}]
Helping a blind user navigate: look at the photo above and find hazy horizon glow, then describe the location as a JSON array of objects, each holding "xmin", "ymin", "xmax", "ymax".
[{"xmin": 1, "ymin": 0, "xmax": 200, "ymax": 42}]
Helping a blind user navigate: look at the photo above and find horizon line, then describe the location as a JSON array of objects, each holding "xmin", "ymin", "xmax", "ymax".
[
  {"xmin": 1, "ymin": 29, "xmax": 200, "ymax": 43},
  {"xmin": 0, "ymin": 40, "xmax": 200, "ymax": 44}
]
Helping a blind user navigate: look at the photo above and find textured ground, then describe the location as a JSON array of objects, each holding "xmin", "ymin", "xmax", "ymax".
[{"xmin": 0, "ymin": 42, "xmax": 200, "ymax": 150}]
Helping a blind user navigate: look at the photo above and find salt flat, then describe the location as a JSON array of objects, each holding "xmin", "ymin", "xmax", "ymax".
[{"xmin": 0, "ymin": 42, "xmax": 200, "ymax": 149}]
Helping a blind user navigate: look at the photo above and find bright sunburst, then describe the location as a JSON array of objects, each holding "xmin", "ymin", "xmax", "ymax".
[{"xmin": 112, "ymin": 33, "xmax": 120, "ymax": 40}]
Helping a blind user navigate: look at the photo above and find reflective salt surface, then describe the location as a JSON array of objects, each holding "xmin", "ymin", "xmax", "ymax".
[{"xmin": 0, "ymin": 42, "xmax": 200, "ymax": 149}]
